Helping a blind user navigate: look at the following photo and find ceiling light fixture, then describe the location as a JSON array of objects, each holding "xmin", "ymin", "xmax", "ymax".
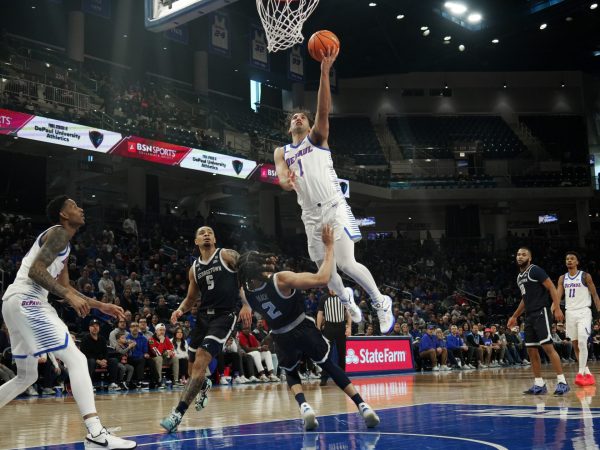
[
  {"xmin": 421, "ymin": 26, "xmax": 429, "ymax": 30},
  {"xmin": 467, "ymin": 12, "xmax": 482, "ymax": 23},
  {"xmin": 492, "ymin": 38, "xmax": 499, "ymax": 44},
  {"xmin": 539, "ymin": 23, "xmax": 547, "ymax": 30},
  {"xmin": 444, "ymin": 36, "xmax": 452, "ymax": 41},
  {"xmin": 396, "ymin": 14, "xmax": 405, "ymax": 19},
  {"xmin": 458, "ymin": 44, "xmax": 465, "ymax": 51},
  {"xmin": 423, "ymin": 29, "xmax": 431, "ymax": 36},
  {"xmin": 444, "ymin": 2, "xmax": 468, "ymax": 15},
  {"xmin": 591, "ymin": 3, "xmax": 598, "ymax": 10},
  {"xmin": 368, "ymin": 2, "xmax": 376, "ymax": 6},
  {"xmin": 566, "ymin": 16, "xmax": 573, "ymax": 21}
]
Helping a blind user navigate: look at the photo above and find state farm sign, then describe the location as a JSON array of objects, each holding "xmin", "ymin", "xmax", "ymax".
[{"xmin": 345, "ymin": 337, "xmax": 414, "ymax": 375}]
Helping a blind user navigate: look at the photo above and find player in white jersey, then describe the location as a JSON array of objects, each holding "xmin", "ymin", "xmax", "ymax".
[
  {"xmin": 556, "ymin": 251, "xmax": 600, "ymax": 387},
  {"xmin": 273, "ymin": 47, "xmax": 394, "ymax": 333},
  {"xmin": 0, "ymin": 196, "xmax": 136, "ymax": 449}
]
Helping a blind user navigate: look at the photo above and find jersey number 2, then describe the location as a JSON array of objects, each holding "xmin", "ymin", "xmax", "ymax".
[{"xmin": 261, "ymin": 301, "xmax": 282, "ymax": 320}]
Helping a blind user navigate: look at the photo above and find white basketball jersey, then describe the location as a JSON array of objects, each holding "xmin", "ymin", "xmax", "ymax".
[
  {"xmin": 284, "ymin": 136, "xmax": 344, "ymax": 210},
  {"xmin": 563, "ymin": 271, "xmax": 591, "ymax": 310},
  {"xmin": 2, "ymin": 225, "xmax": 70, "ymax": 301}
]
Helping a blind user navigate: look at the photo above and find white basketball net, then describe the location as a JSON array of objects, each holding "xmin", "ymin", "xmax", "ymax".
[{"xmin": 256, "ymin": 0, "xmax": 320, "ymax": 53}]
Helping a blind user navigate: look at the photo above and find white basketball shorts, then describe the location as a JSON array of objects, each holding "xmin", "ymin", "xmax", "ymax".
[
  {"xmin": 301, "ymin": 197, "xmax": 361, "ymax": 262},
  {"xmin": 565, "ymin": 307, "xmax": 592, "ymax": 341},
  {"xmin": 1, "ymin": 294, "xmax": 69, "ymax": 358}
]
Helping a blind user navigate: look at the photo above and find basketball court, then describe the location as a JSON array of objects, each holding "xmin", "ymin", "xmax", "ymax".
[{"xmin": 2, "ymin": 364, "xmax": 600, "ymax": 449}]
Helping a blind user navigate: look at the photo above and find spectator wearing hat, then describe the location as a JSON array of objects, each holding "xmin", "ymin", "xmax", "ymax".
[
  {"xmin": 98, "ymin": 270, "xmax": 115, "ymax": 295},
  {"xmin": 80, "ymin": 319, "xmax": 120, "ymax": 390},
  {"xmin": 148, "ymin": 323, "xmax": 176, "ymax": 388},
  {"xmin": 419, "ymin": 324, "xmax": 448, "ymax": 371}
]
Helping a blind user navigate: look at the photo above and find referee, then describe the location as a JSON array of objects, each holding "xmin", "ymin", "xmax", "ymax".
[{"xmin": 317, "ymin": 290, "xmax": 352, "ymax": 386}]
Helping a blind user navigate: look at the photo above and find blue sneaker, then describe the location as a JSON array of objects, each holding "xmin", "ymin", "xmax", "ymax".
[
  {"xmin": 195, "ymin": 378, "xmax": 212, "ymax": 411},
  {"xmin": 523, "ymin": 384, "xmax": 547, "ymax": 395},
  {"xmin": 553, "ymin": 382, "xmax": 570, "ymax": 396},
  {"xmin": 160, "ymin": 408, "xmax": 182, "ymax": 433}
]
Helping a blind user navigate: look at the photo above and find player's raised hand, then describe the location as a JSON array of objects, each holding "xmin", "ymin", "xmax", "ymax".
[
  {"xmin": 99, "ymin": 302, "xmax": 126, "ymax": 321},
  {"xmin": 320, "ymin": 46, "xmax": 339, "ymax": 73},
  {"xmin": 321, "ymin": 224, "xmax": 334, "ymax": 247}
]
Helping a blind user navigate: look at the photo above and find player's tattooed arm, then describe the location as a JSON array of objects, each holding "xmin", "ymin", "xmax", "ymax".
[
  {"xmin": 28, "ymin": 227, "xmax": 71, "ymax": 298},
  {"xmin": 221, "ymin": 249, "xmax": 240, "ymax": 271}
]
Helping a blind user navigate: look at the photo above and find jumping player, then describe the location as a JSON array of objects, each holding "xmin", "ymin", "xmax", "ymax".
[
  {"xmin": 160, "ymin": 226, "xmax": 252, "ymax": 432},
  {"xmin": 556, "ymin": 251, "xmax": 600, "ymax": 386},
  {"xmin": 238, "ymin": 225, "xmax": 380, "ymax": 430},
  {"xmin": 273, "ymin": 46, "xmax": 393, "ymax": 333},
  {"xmin": 508, "ymin": 247, "xmax": 570, "ymax": 395},
  {"xmin": 0, "ymin": 196, "xmax": 136, "ymax": 449}
]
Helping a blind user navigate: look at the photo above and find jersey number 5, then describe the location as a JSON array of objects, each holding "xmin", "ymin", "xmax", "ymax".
[
  {"xmin": 261, "ymin": 301, "xmax": 282, "ymax": 320},
  {"xmin": 206, "ymin": 274, "xmax": 215, "ymax": 290}
]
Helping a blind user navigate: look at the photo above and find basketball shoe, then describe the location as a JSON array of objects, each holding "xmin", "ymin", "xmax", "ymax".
[
  {"xmin": 585, "ymin": 373, "xmax": 596, "ymax": 386},
  {"xmin": 575, "ymin": 373, "xmax": 587, "ymax": 387},
  {"xmin": 300, "ymin": 402, "xmax": 318, "ymax": 431},
  {"xmin": 159, "ymin": 409, "xmax": 183, "ymax": 434},
  {"xmin": 372, "ymin": 295, "xmax": 393, "ymax": 334},
  {"xmin": 523, "ymin": 384, "xmax": 547, "ymax": 395},
  {"xmin": 85, "ymin": 427, "xmax": 137, "ymax": 448},
  {"xmin": 358, "ymin": 403, "xmax": 380, "ymax": 428},
  {"xmin": 553, "ymin": 382, "xmax": 570, "ymax": 396},
  {"xmin": 341, "ymin": 287, "xmax": 362, "ymax": 323},
  {"xmin": 195, "ymin": 378, "xmax": 212, "ymax": 410}
]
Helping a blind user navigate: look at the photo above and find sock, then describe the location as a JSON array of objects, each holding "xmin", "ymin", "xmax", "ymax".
[
  {"xmin": 176, "ymin": 401, "xmax": 190, "ymax": 415},
  {"xmin": 534, "ymin": 377, "xmax": 545, "ymax": 387},
  {"xmin": 295, "ymin": 393, "xmax": 307, "ymax": 407},
  {"xmin": 584, "ymin": 367, "xmax": 591, "ymax": 375},
  {"xmin": 84, "ymin": 416, "xmax": 103, "ymax": 437},
  {"xmin": 351, "ymin": 393, "xmax": 364, "ymax": 407},
  {"xmin": 557, "ymin": 374, "xmax": 566, "ymax": 384}
]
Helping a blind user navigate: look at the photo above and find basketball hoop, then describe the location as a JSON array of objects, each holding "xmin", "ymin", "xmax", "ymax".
[{"xmin": 256, "ymin": 0, "xmax": 320, "ymax": 53}]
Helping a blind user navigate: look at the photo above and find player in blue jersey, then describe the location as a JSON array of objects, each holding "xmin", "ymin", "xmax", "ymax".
[
  {"xmin": 238, "ymin": 225, "xmax": 380, "ymax": 431},
  {"xmin": 273, "ymin": 46, "xmax": 393, "ymax": 334},
  {"xmin": 508, "ymin": 247, "xmax": 569, "ymax": 395}
]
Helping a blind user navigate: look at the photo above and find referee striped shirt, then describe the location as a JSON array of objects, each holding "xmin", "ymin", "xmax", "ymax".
[{"xmin": 318, "ymin": 295, "xmax": 346, "ymax": 324}]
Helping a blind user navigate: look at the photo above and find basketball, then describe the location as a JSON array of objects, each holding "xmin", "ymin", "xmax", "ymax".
[{"xmin": 307, "ymin": 30, "xmax": 340, "ymax": 62}]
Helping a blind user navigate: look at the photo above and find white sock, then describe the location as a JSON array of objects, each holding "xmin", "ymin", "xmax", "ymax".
[
  {"xmin": 584, "ymin": 367, "xmax": 591, "ymax": 375},
  {"xmin": 84, "ymin": 416, "xmax": 103, "ymax": 437},
  {"xmin": 534, "ymin": 377, "xmax": 545, "ymax": 387},
  {"xmin": 557, "ymin": 374, "xmax": 566, "ymax": 384}
]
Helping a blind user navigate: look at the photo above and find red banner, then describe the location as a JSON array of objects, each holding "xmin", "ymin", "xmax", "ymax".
[
  {"xmin": 0, "ymin": 109, "xmax": 34, "ymax": 136},
  {"xmin": 345, "ymin": 337, "xmax": 414, "ymax": 375},
  {"xmin": 109, "ymin": 136, "xmax": 191, "ymax": 166},
  {"xmin": 256, "ymin": 163, "xmax": 280, "ymax": 185}
]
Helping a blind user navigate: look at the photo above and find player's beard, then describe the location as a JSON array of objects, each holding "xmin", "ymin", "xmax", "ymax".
[{"xmin": 517, "ymin": 258, "xmax": 530, "ymax": 268}]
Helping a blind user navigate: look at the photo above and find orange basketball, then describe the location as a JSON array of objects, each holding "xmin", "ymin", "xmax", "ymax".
[{"xmin": 307, "ymin": 30, "xmax": 340, "ymax": 62}]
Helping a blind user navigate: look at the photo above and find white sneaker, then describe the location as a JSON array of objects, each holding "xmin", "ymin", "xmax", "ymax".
[
  {"xmin": 85, "ymin": 427, "xmax": 136, "ymax": 449},
  {"xmin": 309, "ymin": 373, "xmax": 321, "ymax": 380},
  {"xmin": 341, "ymin": 287, "xmax": 362, "ymax": 323},
  {"xmin": 372, "ymin": 295, "xmax": 393, "ymax": 334},
  {"xmin": 269, "ymin": 374, "xmax": 280, "ymax": 382},
  {"xmin": 248, "ymin": 376, "xmax": 259, "ymax": 383},
  {"xmin": 259, "ymin": 374, "xmax": 270, "ymax": 383},
  {"xmin": 233, "ymin": 376, "xmax": 246, "ymax": 384},
  {"xmin": 300, "ymin": 402, "xmax": 318, "ymax": 431},
  {"xmin": 219, "ymin": 376, "xmax": 230, "ymax": 385},
  {"xmin": 107, "ymin": 383, "xmax": 121, "ymax": 391},
  {"xmin": 358, "ymin": 402, "xmax": 380, "ymax": 428},
  {"xmin": 280, "ymin": 373, "xmax": 287, "ymax": 382},
  {"xmin": 440, "ymin": 365, "xmax": 451, "ymax": 371},
  {"xmin": 432, "ymin": 365, "xmax": 440, "ymax": 371}
]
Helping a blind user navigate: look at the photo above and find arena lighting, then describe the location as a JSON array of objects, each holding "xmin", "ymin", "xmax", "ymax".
[
  {"xmin": 163, "ymin": 47, "xmax": 167, "ymax": 50},
  {"xmin": 385, "ymin": 82, "xmax": 389, "ymax": 90},
  {"xmin": 91, "ymin": 194, "xmax": 96, "ymax": 198},
  {"xmin": 423, "ymin": 29, "xmax": 431, "ymax": 36},
  {"xmin": 503, "ymin": 83, "xmax": 507, "ymax": 89},
  {"xmin": 492, "ymin": 38, "xmax": 499, "ymax": 43},
  {"xmin": 591, "ymin": 3, "xmax": 598, "ymax": 10},
  {"xmin": 408, "ymin": 217, "xmax": 413, "ymax": 220},
  {"xmin": 540, "ymin": 23, "xmax": 547, "ymax": 29},
  {"xmin": 444, "ymin": 36, "xmax": 452, "ymax": 41},
  {"xmin": 444, "ymin": 2, "xmax": 468, "ymax": 15},
  {"xmin": 594, "ymin": 51, "xmax": 600, "ymax": 56},
  {"xmin": 396, "ymin": 14, "xmax": 405, "ymax": 19},
  {"xmin": 566, "ymin": 16, "xmax": 573, "ymax": 21},
  {"xmin": 45, "ymin": 63, "xmax": 51, "ymax": 68},
  {"xmin": 421, "ymin": 26, "xmax": 429, "ymax": 30},
  {"xmin": 561, "ymin": 81, "xmax": 566, "ymax": 87},
  {"xmin": 467, "ymin": 12, "xmax": 482, "ymax": 23},
  {"xmin": 458, "ymin": 44, "xmax": 465, "ymax": 51},
  {"xmin": 123, "ymin": 34, "xmax": 128, "ymax": 38},
  {"xmin": 369, "ymin": 2, "xmax": 376, "ymax": 6}
]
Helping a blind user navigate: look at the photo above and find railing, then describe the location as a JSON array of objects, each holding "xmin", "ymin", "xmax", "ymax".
[{"xmin": 0, "ymin": 76, "xmax": 91, "ymax": 111}]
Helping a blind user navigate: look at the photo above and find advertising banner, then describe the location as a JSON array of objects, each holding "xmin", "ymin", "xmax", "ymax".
[
  {"xmin": 109, "ymin": 136, "xmax": 191, "ymax": 166},
  {"xmin": 16, "ymin": 115, "xmax": 123, "ymax": 153},
  {"xmin": 209, "ymin": 12, "xmax": 230, "ymax": 57},
  {"xmin": 165, "ymin": 25, "xmax": 189, "ymax": 45},
  {"xmin": 82, "ymin": 0, "xmax": 111, "ymax": 19},
  {"xmin": 179, "ymin": 149, "xmax": 257, "ymax": 179},
  {"xmin": 345, "ymin": 337, "xmax": 414, "ymax": 375},
  {"xmin": 254, "ymin": 163, "xmax": 350, "ymax": 198},
  {"xmin": 0, "ymin": 109, "xmax": 34, "ymax": 136},
  {"xmin": 288, "ymin": 45, "xmax": 304, "ymax": 82}
]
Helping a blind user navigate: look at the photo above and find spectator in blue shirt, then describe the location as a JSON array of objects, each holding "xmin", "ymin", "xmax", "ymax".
[
  {"xmin": 126, "ymin": 321, "xmax": 151, "ymax": 386},
  {"xmin": 447, "ymin": 325, "xmax": 473, "ymax": 369},
  {"xmin": 419, "ymin": 325, "xmax": 448, "ymax": 371},
  {"xmin": 435, "ymin": 329, "xmax": 451, "ymax": 370}
]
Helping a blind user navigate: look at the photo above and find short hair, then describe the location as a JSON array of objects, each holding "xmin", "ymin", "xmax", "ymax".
[
  {"xmin": 518, "ymin": 246, "xmax": 532, "ymax": 257},
  {"xmin": 46, "ymin": 195, "xmax": 69, "ymax": 224},
  {"xmin": 286, "ymin": 109, "xmax": 313, "ymax": 127},
  {"xmin": 238, "ymin": 251, "xmax": 278, "ymax": 286},
  {"xmin": 115, "ymin": 331, "xmax": 126, "ymax": 340},
  {"xmin": 565, "ymin": 250, "xmax": 581, "ymax": 261}
]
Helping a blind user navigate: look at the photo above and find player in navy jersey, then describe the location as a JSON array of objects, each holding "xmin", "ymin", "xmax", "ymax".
[
  {"xmin": 160, "ymin": 226, "xmax": 252, "ymax": 432},
  {"xmin": 556, "ymin": 251, "xmax": 600, "ymax": 386},
  {"xmin": 273, "ymin": 46, "xmax": 394, "ymax": 334},
  {"xmin": 238, "ymin": 225, "xmax": 380, "ymax": 431},
  {"xmin": 508, "ymin": 247, "xmax": 569, "ymax": 395}
]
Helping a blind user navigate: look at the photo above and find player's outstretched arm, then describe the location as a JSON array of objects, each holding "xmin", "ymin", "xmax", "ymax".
[
  {"xmin": 274, "ymin": 147, "xmax": 296, "ymax": 191},
  {"xmin": 309, "ymin": 46, "xmax": 339, "ymax": 147},
  {"xmin": 584, "ymin": 273, "xmax": 600, "ymax": 311},
  {"xmin": 28, "ymin": 227, "xmax": 72, "ymax": 299},
  {"xmin": 507, "ymin": 299, "xmax": 525, "ymax": 329},
  {"xmin": 276, "ymin": 225, "xmax": 334, "ymax": 291},
  {"xmin": 172, "ymin": 267, "xmax": 200, "ymax": 323},
  {"xmin": 556, "ymin": 275, "xmax": 565, "ymax": 301}
]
